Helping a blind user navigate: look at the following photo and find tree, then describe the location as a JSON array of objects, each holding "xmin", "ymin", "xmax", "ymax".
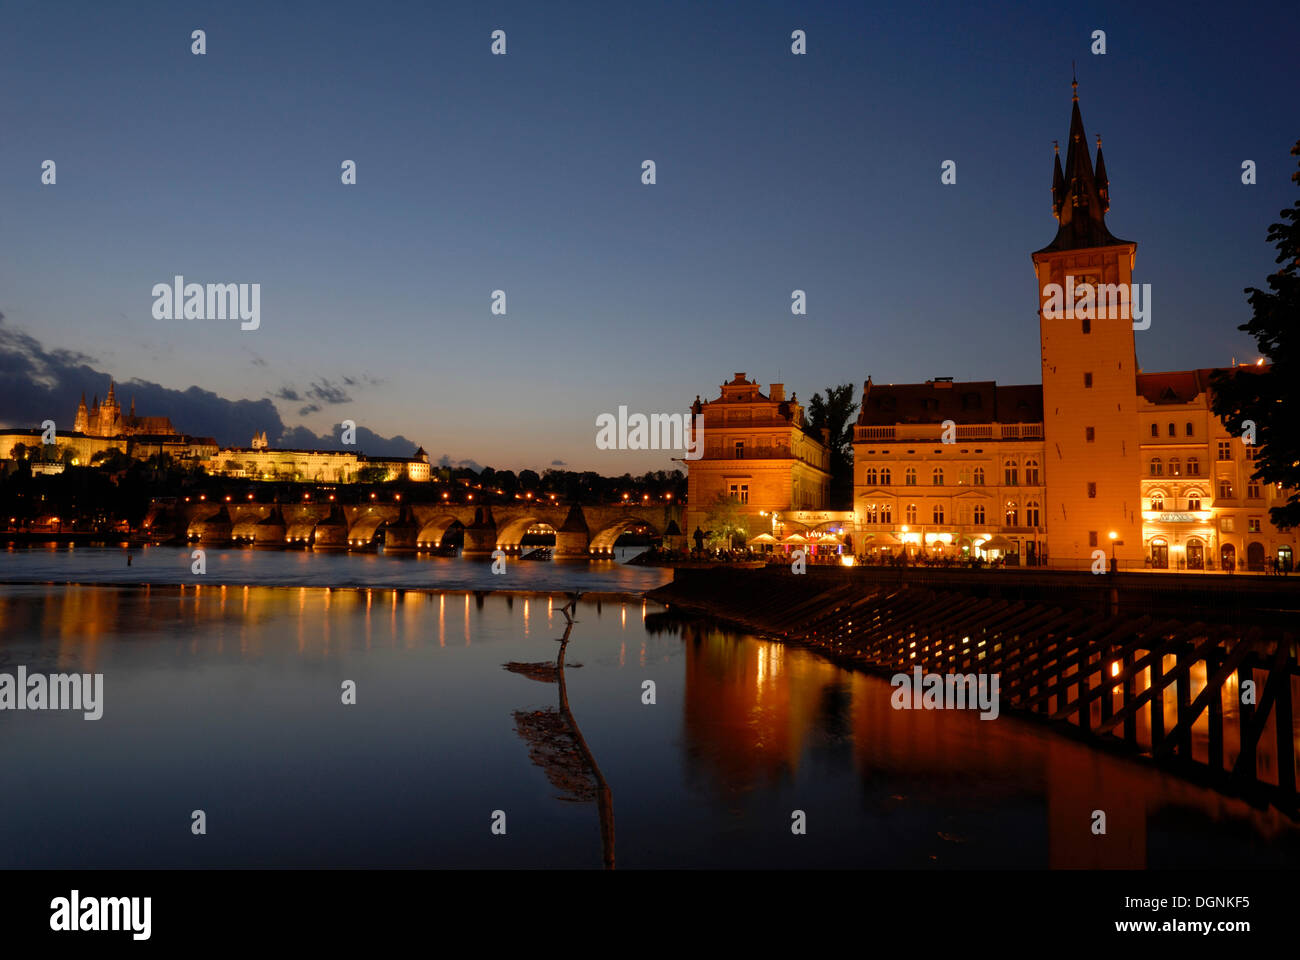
[
  {"xmin": 1210, "ymin": 139, "xmax": 1300, "ymax": 529},
  {"xmin": 701, "ymin": 492, "xmax": 749, "ymax": 549},
  {"xmin": 356, "ymin": 466, "xmax": 390, "ymax": 484},
  {"xmin": 806, "ymin": 383, "xmax": 859, "ymax": 508}
]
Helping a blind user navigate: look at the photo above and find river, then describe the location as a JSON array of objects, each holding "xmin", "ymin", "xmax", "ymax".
[{"xmin": 0, "ymin": 546, "xmax": 1296, "ymax": 868}]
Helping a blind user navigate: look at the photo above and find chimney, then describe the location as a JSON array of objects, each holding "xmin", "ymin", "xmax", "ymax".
[{"xmin": 769, "ymin": 383, "xmax": 785, "ymax": 402}]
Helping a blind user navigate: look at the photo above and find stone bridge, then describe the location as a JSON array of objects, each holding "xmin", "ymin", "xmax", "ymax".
[{"xmin": 168, "ymin": 501, "xmax": 684, "ymax": 557}]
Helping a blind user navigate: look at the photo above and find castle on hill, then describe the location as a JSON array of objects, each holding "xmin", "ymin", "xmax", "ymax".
[{"xmin": 73, "ymin": 381, "xmax": 177, "ymax": 438}]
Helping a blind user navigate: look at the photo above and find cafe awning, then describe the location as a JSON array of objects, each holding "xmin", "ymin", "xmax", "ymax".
[{"xmin": 979, "ymin": 535, "xmax": 1016, "ymax": 551}]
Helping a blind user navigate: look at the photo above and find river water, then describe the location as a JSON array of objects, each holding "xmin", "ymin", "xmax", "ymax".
[{"xmin": 0, "ymin": 546, "xmax": 1296, "ymax": 868}]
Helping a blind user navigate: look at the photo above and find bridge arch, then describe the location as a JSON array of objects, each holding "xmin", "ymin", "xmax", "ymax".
[
  {"xmin": 416, "ymin": 515, "xmax": 464, "ymax": 548},
  {"xmin": 588, "ymin": 516, "xmax": 661, "ymax": 554}
]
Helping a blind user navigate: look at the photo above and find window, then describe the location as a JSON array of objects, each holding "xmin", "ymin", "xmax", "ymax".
[
  {"xmin": 1005, "ymin": 501, "xmax": 1018, "ymax": 526},
  {"xmin": 1087, "ymin": 482, "xmax": 1097, "ymax": 498},
  {"xmin": 1149, "ymin": 457, "xmax": 1162, "ymax": 476},
  {"xmin": 880, "ymin": 503, "xmax": 892, "ymax": 524},
  {"xmin": 1025, "ymin": 500, "xmax": 1040, "ymax": 526},
  {"xmin": 1150, "ymin": 492, "xmax": 1164, "ymax": 511},
  {"xmin": 1221, "ymin": 517, "xmax": 1235, "ymax": 533},
  {"xmin": 1187, "ymin": 457, "xmax": 1200, "ymax": 476},
  {"xmin": 1085, "ymin": 427, "xmax": 1095, "ymax": 443},
  {"xmin": 1188, "ymin": 492, "xmax": 1202, "ymax": 511},
  {"xmin": 905, "ymin": 467, "xmax": 917, "ymax": 486},
  {"xmin": 973, "ymin": 504, "xmax": 985, "ymax": 524},
  {"xmin": 905, "ymin": 503, "xmax": 917, "ymax": 524},
  {"xmin": 932, "ymin": 504, "xmax": 945, "ymax": 524},
  {"xmin": 728, "ymin": 483, "xmax": 749, "ymax": 504},
  {"xmin": 1247, "ymin": 481, "xmax": 1261, "ymax": 499},
  {"xmin": 1150, "ymin": 423, "xmax": 1159, "ymax": 438},
  {"xmin": 1217, "ymin": 441, "xmax": 1232, "ymax": 461},
  {"xmin": 734, "ymin": 441, "xmax": 744, "ymax": 459},
  {"xmin": 1024, "ymin": 460, "xmax": 1039, "ymax": 484},
  {"xmin": 1218, "ymin": 479, "xmax": 1233, "ymax": 499},
  {"xmin": 1004, "ymin": 461, "xmax": 1018, "ymax": 485},
  {"xmin": 1248, "ymin": 518, "xmax": 1262, "ymax": 533},
  {"xmin": 864, "ymin": 467, "xmax": 877, "ymax": 485},
  {"xmin": 881, "ymin": 468, "xmax": 891, "ymax": 485},
  {"xmin": 1245, "ymin": 445, "xmax": 1258, "ymax": 461},
  {"xmin": 933, "ymin": 467, "xmax": 944, "ymax": 486},
  {"xmin": 1169, "ymin": 457, "xmax": 1180, "ymax": 476},
  {"xmin": 1084, "ymin": 372, "xmax": 1093, "ymax": 388},
  {"xmin": 973, "ymin": 467, "xmax": 985, "ymax": 485},
  {"xmin": 1185, "ymin": 422, "xmax": 1194, "ymax": 437},
  {"xmin": 1089, "ymin": 531, "xmax": 1098, "ymax": 547},
  {"xmin": 1082, "ymin": 316, "xmax": 1091, "ymax": 334},
  {"xmin": 863, "ymin": 504, "xmax": 877, "ymax": 523},
  {"xmin": 1167, "ymin": 422, "xmax": 1176, "ymax": 437}
]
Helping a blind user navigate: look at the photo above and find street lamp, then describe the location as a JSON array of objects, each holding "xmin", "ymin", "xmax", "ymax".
[{"xmin": 1109, "ymin": 531, "xmax": 1123, "ymax": 573}]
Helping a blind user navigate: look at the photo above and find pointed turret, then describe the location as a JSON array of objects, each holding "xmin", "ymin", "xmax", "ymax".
[
  {"xmin": 1094, "ymin": 134, "xmax": 1109, "ymax": 212},
  {"xmin": 1051, "ymin": 142, "xmax": 1065, "ymax": 217},
  {"xmin": 74, "ymin": 393, "xmax": 89, "ymax": 433},
  {"xmin": 1035, "ymin": 78, "xmax": 1129, "ymax": 253}
]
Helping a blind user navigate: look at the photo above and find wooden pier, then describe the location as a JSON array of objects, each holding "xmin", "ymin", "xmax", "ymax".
[{"xmin": 650, "ymin": 566, "xmax": 1300, "ymax": 815}]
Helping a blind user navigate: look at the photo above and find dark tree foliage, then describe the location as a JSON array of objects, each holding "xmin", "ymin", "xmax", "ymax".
[
  {"xmin": 806, "ymin": 383, "xmax": 859, "ymax": 509},
  {"xmin": 1210, "ymin": 140, "xmax": 1300, "ymax": 529}
]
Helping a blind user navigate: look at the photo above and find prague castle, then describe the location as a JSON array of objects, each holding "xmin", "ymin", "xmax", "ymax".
[
  {"xmin": 73, "ymin": 381, "xmax": 176, "ymax": 437},
  {"xmin": 686, "ymin": 84, "xmax": 1297, "ymax": 573}
]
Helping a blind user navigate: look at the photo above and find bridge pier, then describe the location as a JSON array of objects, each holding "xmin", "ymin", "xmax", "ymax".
[
  {"xmin": 462, "ymin": 507, "xmax": 497, "ymax": 557},
  {"xmin": 555, "ymin": 505, "xmax": 590, "ymax": 558}
]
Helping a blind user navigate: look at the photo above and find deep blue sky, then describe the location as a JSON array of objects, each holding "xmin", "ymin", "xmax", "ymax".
[{"xmin": 1, "ymin": 0, "xmax": 1295, "ymax": 471}]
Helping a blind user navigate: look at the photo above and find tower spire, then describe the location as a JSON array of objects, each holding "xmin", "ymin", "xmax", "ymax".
[{"xmin": 1035, "ymin": 76, "xmax": 1128, "ymax": 253}]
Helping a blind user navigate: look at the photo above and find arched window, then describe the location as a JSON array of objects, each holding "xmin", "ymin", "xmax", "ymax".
[
  {"xmin": 932, "ymin": 504, "xmax": 944, "ymax": 524},
  {"xmin": 1025, "ymin": 500, "xmax": 1040, "ymax": 526},
  {"xmin": 863, "ymin": 503, "xmax": 877, "ymax": 523},
  {"xmin": 1150, "ymin": 491, "xmax": 1165, "ymax": 511},
  {"xmin": 880, "ymin": 467, "xmax": 891, "ymax": 486},
  {"xmin": 1150, "ymin": 423, "xmax": 1159, "ymax": 438},
  {"xmin": 933, "ymin": 467, "xmax": 944, "ymax": 486},
  {"xmin": 973, "ymin": 467, "xmax": 985, "ymax": 485},
  {"xmin": 880, "ymin": 503, "xmax": 892, "ymax": 523},
  {"xmin": 864, "ymin": 467, "xmax": 877, "ymax": 485},
  {"xmin": 1185, "ymin": 422, "xmax": 1194, "ymax": 437},
  {"xmin": 1169, "ymin": 457, "xmax": 1180, "ymax": 476},
  {"xmin": 1187, "ymin": 491, "xmax": 1202, "ymax": 511},
  {"xmin": 1005, "ymin": 500, "xmax": 1019, "ymax": 526},
  {"xmin": 905, "ymin": 503, "xmax": 917, "ymax": 524},
  {"xmin": 1149, "ymin": 457, "xmax": 1162, "ymax": 476},
  {"xmin": 1187, "ymin": 457, "xmax": 1200, "ymax": 475},
  {"xmin": 1004, "ymin": 461, "xmax": 1018, "ymax": 485},
  {"xmin": 905, "ymin": 467, "xmax": 917, "ymax": 486},
  {"xmin": 973, "ymin": 503, "xmax": 985, "ymax": 524},
  {"xmin": 1167, "ymin": 422, "xmax": 1176, "ymax": 437},
  {"xmin": 1024, "ymin": 459, "xmax": 1040, "ymax": 484}
]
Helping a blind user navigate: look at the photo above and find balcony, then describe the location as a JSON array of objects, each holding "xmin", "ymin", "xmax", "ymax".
[{"xmin": 855, "ymin": 423, "xmax": 1044, "ymax": 443}]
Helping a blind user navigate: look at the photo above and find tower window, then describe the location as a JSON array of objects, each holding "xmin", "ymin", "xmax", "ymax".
[
  {"xmin": 1085, "ymin": 427, "xmax": 1095, "ymax": 443},
  {"xmin": 1185, "ymin": 422, "xmax": 1194, "ymax": 437},
  {"xmin": 1087, "ymin": 482, "xmax": 1097, "ymax": 498},
  {"xmin": 1082, "ymin": 316, "xmax": 1091, "ymax": 334},
  {"xmin": 1167, "ymin": 423, "xmax": 1176, "ymax": 437},
  {"xmin": 1089, "ymin": 531, "xmax": 1098, "ymax": 547},
  {"xmin": 1084, "ymin": 372, "xmax": 1093, "ymax": 388}
]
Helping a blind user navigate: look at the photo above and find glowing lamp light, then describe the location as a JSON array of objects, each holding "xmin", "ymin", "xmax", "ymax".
[{"xmin": 840, "ymin": 555, "xmax": 855, "ymax": 567}]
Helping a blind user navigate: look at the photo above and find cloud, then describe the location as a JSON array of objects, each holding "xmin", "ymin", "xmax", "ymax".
[
  {"xmin": 0, "ymin": 315, "xmax": 417, "ymax": 454},
  {"xmin": 306, "ymin": 378, "xmax": 352, "ymax": 405},
  {"xmin": 297, "ymin": 403, "xmax": 321, "ymax": 416},
  {"xmin": 273, "ymin": 386, "xmax": 302, "ymax": 402},
  {"xmin": 436, "ymin": 453, "xmax": 483, "ymax": 472},
  {"xmin": 551, "ymin": 459, "xmax": 567, "ymax": 466}
]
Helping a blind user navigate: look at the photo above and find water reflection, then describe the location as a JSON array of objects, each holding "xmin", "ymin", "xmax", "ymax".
[
  {"xmin": 504, "ymin": 593, "xmax": 616, "ymax": 868},
  {"xmin": 0, "ymin": 584, "xmax": 1295, "ymax": 868}
]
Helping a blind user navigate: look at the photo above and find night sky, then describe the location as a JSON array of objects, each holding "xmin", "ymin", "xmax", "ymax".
[{"xmin": 1, "ymin": 0, "xmax": 1295, "ymax": 471}]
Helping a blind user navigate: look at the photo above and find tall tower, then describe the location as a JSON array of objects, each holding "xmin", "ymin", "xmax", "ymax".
[
  {"xmin": 74, "ymin": 393, "xmax": 89, "ymax": 433},
  {"xmin": 1031, "ymin": 80, "xmax": 1142, "ymax": 569}
]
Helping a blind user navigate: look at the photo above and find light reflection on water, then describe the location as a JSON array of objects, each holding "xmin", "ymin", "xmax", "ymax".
[
  {"xmin": 0, "ymin": 583, "xmax": 1296, "ymax": 868},
  {"xmin": 0, "ymin": 543, "xmax": 670, "ymax": 593}
]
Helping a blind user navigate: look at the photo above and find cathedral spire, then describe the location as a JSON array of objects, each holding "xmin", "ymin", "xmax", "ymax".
[{"xmin": 1035, "ymin": 78, "xmax": 1129, "ymax": 253}]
